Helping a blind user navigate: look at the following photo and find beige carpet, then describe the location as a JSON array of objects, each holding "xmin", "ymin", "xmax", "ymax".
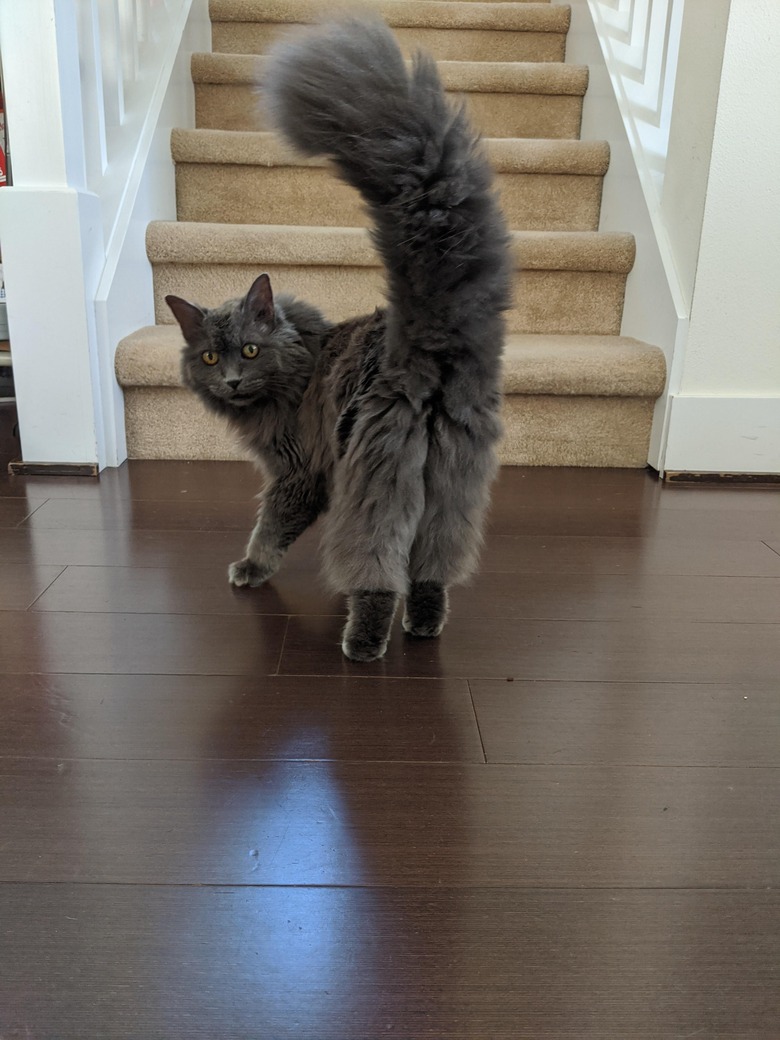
[{"xmin": 116, "ymin": 0, "xmax": 666, "ymax": 466}]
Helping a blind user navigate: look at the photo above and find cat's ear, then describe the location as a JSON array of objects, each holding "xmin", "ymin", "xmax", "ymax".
[
  {"xmin": 244, "ymin": 273, "xmax": 275, "ymax": 325},
  {"xmin": 165, "ymin": 295, "xmax": 206, "ymax": 342}
]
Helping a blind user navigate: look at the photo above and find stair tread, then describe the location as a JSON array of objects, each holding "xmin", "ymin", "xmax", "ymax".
[
  {"xmin": 146, "ymin": 222, "xmax": 635, "ymax": 272},
  {"xmin": 192, "ymin": 52, "xmax": 588, "ymax": 95},
  {"xmin": 116, "ymin": 326, "xmax": 664, "ymax": 398},
  {"xmin": 503, "ymin": 334, "xmax": 665, "ymax": 396},
  {"xmin": 171, "ymin": 128, "xmax": 610, "ymax": 175},
  {"xmin": 209, "ymin": 0, "xmax": 569, "ymax": 32}
]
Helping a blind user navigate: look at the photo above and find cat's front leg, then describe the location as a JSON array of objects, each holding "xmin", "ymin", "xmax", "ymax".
[{"xmin": 229, "ymin": 473, "xmax": 325, "ymax": 588}]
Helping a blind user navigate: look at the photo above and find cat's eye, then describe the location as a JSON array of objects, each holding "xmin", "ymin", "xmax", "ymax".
[
  {"xmin": 242, "ymin": 343, "xmax": 260, "ymax": 360},
  {"xmin": 201, "ymin": 350, "xmax": 219, "ymax": 366}
]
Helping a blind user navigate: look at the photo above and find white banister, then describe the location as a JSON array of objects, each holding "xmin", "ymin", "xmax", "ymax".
[
  {"xmin": 588, "ymin": 0, "xmax": 685, "ymax": 205},
  {"xmin": 586, "ymin": 0, "xmax": 731, "ymax": 313},
  {"xmin": 78, "ymin": 0, "xmax": 186, "ymax": 250}
]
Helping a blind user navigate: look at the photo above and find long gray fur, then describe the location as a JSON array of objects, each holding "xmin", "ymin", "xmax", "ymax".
[{"xmin": 166, "ymin": 17, "xmax": 511, "ymax": 661}]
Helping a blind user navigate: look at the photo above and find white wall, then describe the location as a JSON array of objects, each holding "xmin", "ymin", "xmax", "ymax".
[
  {"xmin": 664, "ymin": 0, "xmax": 780, "ymax": 473},
  {"xmin": 0, "ymin": 0, "xmax": 210, "ymax": 468}
]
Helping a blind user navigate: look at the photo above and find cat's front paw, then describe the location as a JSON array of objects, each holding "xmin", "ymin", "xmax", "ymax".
[{"xmin": 228, "ymin": 558, "xmax": 275, "ymax": 588}]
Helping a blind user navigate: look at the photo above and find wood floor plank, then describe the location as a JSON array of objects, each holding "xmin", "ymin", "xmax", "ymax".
[
  {"xmin": 0, "ymin": 526, "xmax": 249, "ymax": 567},
  {"xmin": 17, "ymin": 466, "xmax": 779, "ymax": 540},
  {"xmin": 0, "ymin": 470, "xmax": 101, "ymax": 500},
  {"xmin": 19, "ymin": 496, "xmax": 257, "ymax": 531},
  {"xmin": 0, "ymin": 673, "xmax": 482, "ymax": 762},
  {"xmin": 0, "ymin": 758, "xmax": 777, "ymax": 886},
  {"xmin": 451, "ymin": 572, "xmax": 780, "ymax": 622},
  {"xmin": 480, "ymin": 533, "xmax": 780, "ymax": 576},
  {"xmin": 0, "ymin": 562, "xmax": 64, "ymax": 610},
  {"xmin": 490, "ymin": 466, "xmax": 780, "ymax": 516},
  {"xmin": 0, "ymin": 611, "xmax": 287, "ymax": 675},
  {"xmin": 0, "ymin": 497, "xmax": 47, "ymax": 527},
  {"xmin": 0, "ymin": 458, "xmax": 257, "ymax": 501},
  {"xmin": 4, "ymin": 521, "xmax": 780, "ymax": 581},
  {"xmin": 31, "ymin": 562, "xmax": 340, "ymax": 616},
  {"xmin": 279, "ymin": 613, "xmax": 780, "ymax": 683},
  {"xmin": 31, "ymin": 565, "xmax": 780, "ymax": 623},
  {"xmin": 0, "ymin": 523, "xmax": 319, "ymax": 568},
  {"xmin": 488, "ymin": 501, "xmax": 780, "ymax": 539},
  {"xmin": 113, "ymin": 458, "xmax": 258, "ymax": 501},
  {"xmin": 470, "ymin": 680, "xmax": 780, "ymax": 766},
  {"xmin": 1, "ymin": 885, "xmax": 777, "ymax": 1039},
  {"xmin": 488, "ymin": 469, "xmax": 780, "ymax": 539}
]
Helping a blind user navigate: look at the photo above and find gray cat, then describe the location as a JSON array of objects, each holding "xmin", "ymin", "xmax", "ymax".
[{"xmin": 166, "ymin": 16, "xmax": 511, "ymax": 661}]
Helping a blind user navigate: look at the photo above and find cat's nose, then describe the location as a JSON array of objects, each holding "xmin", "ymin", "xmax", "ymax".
[{"xmin": 226, "ymin": 377, "xmax": 242, "ymax": 390}]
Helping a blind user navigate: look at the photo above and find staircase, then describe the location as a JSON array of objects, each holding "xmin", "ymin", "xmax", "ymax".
[{"xmin": 115, "ymin": 0, "xmax": 666, "ymax": 467}]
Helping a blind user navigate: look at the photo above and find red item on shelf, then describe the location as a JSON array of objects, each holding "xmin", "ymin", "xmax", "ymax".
[{"xmin": 0, "ymin": 87, "xmax": 6, "ymax": 186}]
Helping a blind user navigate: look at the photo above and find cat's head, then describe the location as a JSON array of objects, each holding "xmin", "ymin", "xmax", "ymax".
[{"xmin": 166, "ymin": 274, "xmax": 312, "ymax": 413}]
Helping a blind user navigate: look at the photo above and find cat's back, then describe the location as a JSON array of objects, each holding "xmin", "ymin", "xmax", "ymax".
[
  {"xmin": 297, "ymin": 310, "xmax": 386, "ymax": 469},
  {"xmin": 315, "ymin": 310, "xmax": 386, "ymax": 410}
]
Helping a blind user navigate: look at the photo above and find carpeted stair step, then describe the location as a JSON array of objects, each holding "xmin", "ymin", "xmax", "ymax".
[
  {"xmin": 172, "ymin": 130, "xmax": 609, "ymax": 232},
  {"xmin": 209, "ymin": 0, "xmax": 570, "ymax": 63},
  {"xmin": 192, "ymin": 53, "xmax": 588, "ymax": 138},
  {"xmin": 147, "ymin": 221, "xmax": 634, "ymax": 336},
  {"xmin": 115, "ymin": 326, "xmax": 665, "ymax": 466},
  {"xmin": 500, "ymin": 335, "xmax": 665, "ymax": 466}
]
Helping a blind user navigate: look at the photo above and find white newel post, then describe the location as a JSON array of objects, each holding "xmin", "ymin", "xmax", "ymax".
[
  {"xmin": 0, "ymin": 0, "xmax": 106, "ymax": 466},
  {"xmin": 663, "ymin": 0, "xmax": 780, "ymax": 474}
]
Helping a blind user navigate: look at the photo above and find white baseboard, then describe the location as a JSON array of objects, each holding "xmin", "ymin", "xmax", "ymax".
[{"xmin": 664, "ymin": 396, "xmax": 780, "ymax": 474}]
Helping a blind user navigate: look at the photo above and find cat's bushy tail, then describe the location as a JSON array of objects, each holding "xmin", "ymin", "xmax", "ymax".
[{"xmin": 262, "ymin": 17, "xmax": 511, "ymax": 356}]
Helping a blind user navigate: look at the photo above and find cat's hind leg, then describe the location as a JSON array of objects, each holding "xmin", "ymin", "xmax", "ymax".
[
  {"xmin": 403, "ymin": 580, "xmax": 449, "ymax": 639},
  {"xmin": 340, "ymin": 590, "xmax": 400, "ymax": 663},
  {"xmin": 405, "ymin": 414, "xmax": 498, "ymax": 638},
  {"xmin": 323, "ymin": 394, "xmax": 429, "ymax": 661}
]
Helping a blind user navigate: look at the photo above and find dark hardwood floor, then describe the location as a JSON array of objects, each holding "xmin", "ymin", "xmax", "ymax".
[{"xmin": 1, "ymin": 445, "xmax": 779, "ymax": 1037}]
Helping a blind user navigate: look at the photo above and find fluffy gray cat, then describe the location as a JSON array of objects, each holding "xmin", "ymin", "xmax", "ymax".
[{"xmin": 166, "ymin": 16, "xmax": 511, "ymax": 661}]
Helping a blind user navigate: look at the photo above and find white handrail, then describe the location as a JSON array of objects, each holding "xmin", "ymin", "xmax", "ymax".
[{"xmin": 76, "ymin": 0, "xmax": 185, "ymax": 249}]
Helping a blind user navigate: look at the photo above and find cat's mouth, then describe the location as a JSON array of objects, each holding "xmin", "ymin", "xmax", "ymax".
[{"xmin": 229, "ymin": 388, "xmax": 261, "ymax": 403}]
